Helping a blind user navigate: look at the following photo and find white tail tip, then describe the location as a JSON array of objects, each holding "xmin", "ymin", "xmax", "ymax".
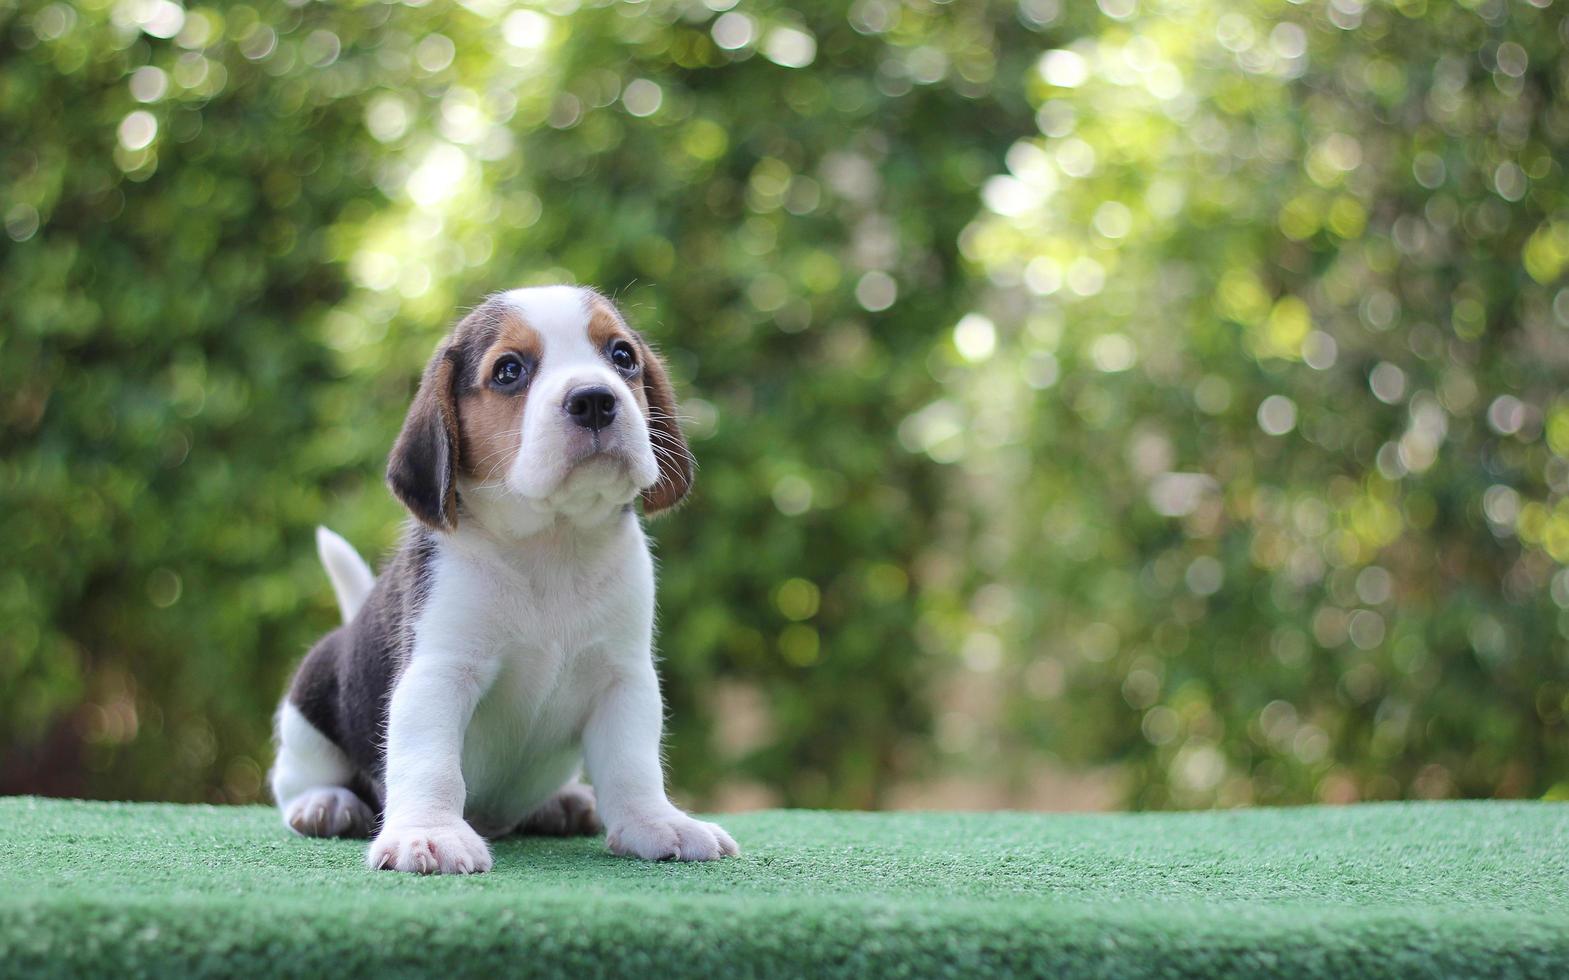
[{"xmin": 315, "ymin": 526, "xmax": 375, "ymax": 623}]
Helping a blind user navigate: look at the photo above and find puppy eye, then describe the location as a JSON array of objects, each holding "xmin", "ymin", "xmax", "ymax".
[
  {"xmin": 492, "ymin": 354, "xmax": 526, "ymax": 387},
  {"xmin": 610, "ymin": 340, "xmax": 637, "ymax": 374}
]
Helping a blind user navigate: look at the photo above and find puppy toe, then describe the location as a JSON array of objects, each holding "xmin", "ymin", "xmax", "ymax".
[
  {"xmin": 608, "ymin": 810, "xmax": 735, "ymax": 862},
  {"xmin": 368, "ymin": 822, "xmax": 492, "ymax": 875},
  {"xmin": 284, "ymin": 787, "xmax": 374, "ymax": 839}
]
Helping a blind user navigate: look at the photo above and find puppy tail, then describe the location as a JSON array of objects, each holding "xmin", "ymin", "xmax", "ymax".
[{"xmin": 315, "ymin": 526, "xmax": 375, "ymax": 623}]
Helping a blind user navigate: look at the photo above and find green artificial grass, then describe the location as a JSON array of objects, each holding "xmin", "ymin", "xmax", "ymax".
[{"xmin": 3, "ymin": 798, "xmax": 1568, "ymax": 978}]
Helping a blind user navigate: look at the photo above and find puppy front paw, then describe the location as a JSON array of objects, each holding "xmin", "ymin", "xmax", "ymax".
[
  {"xmin": 367, "ymin": 820, "xmax": 493, "ymax": 874},
  {"xmin": 607, "ymin": 809, "xmax": 739, "ymax": 862}
]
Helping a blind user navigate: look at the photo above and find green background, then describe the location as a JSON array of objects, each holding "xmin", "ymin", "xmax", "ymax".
[{"xmin": 4, "ymin": 0, "xmax": 1569, "ymax": 811}]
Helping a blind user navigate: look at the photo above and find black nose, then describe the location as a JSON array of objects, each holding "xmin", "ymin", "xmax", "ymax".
[{"xmin": 564, "ymin": 385, "xmax": 618, "ymax": 431}]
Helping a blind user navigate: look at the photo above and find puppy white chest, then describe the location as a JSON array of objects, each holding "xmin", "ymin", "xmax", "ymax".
[
  {"xmin": 460, "ymin": 635, "xmax": 600, "ymax": 831},
  {"xmin": 413, "ymin": 519, "xmax": 653, "ymax": 835}
]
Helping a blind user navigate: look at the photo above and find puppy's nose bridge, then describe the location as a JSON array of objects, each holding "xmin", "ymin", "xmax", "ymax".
[{"xmin": 564, "ymin": 384, "xmax": 618, "ymax": 431}]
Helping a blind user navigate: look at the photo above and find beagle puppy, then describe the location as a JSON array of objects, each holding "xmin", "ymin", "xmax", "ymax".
[{"xmin": 269, "ymin": 285, "xmax": 737, "ymax": 873}]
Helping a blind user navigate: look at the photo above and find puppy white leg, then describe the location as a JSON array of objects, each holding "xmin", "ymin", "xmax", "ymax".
[
  {"xmin": 271, "ymin": 703, "xmax": 375, "ymax": 838},
  {"xmin": 519, "ymin": 781, "xmax": 601, "ymax": 837},
  {"xmin": 367, "ymin": 655, "xmax": 496, "ymax": 874},
  {"xmin": 584, "ymin": 665, "xmax": 738, "ymax": 861}
]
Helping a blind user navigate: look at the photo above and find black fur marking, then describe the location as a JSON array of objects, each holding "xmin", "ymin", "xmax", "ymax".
[{"xmin": 288, "ymin": 525, "xmax": 438, "ymax": 818}]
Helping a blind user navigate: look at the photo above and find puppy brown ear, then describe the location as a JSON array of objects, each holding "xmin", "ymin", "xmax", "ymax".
[
  {"xmin": 637, "ymin": 336, "xmax": 694, "ymax": 516},
  {"xmin": 386, "ymin": 341, "xmax": 462, "ymax": 531}
]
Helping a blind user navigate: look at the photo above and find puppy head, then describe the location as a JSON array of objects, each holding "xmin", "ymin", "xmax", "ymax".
[{"xmin": 386, "ymin": 286, "xmax": 693, "ymax": 532}]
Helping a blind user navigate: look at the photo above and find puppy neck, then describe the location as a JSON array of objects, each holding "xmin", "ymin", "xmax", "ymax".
[{"xmin": 450, "ymin": 485, "xmax": 637, "ymax": 557}]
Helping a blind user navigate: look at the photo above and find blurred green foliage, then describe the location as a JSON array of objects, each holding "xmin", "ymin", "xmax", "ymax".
[
  {"xmin": 3, "ymin": 0, "xmax": 1567, "ymax": 810},
  {"xmin": 956, "ymin": 0, "xmax": 1569, "ymax": 807}
]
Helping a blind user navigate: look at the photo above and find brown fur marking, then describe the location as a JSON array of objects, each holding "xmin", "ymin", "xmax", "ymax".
[
  {"xmin": 458, "ymin": 312, "xmax": 543, "ymax": 484},
  {"xmin": 583, "ymin": 293, "xmax": 692, "ymax": 513},
  {"xmin": 584, "ymin": 298, "xmax": 650, "ymax": 409}
]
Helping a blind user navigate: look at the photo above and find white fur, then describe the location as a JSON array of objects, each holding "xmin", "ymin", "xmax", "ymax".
[
  {"xmin": 271, "ymin": 702, "xmax": 375, "ymax": 837},
  {"xmin": 284, "ymin": 785, "xmax": 375, "ymax": 838},
  {"xmin": 272, "ymin": 701, "xmax": 354, "ymax": 804},
  {"xmin": 360, "ymin": 286, "xmax": 735, "ymax": 873},
  {"xmin": 315, "ymin": 525, "xmax": 374, "ymax": 622}
]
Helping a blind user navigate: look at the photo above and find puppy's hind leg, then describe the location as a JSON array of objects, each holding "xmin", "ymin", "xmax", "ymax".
[
  {"xmin": 271, "ymin": 703, "xmax": 375, "ymax": 839},
  {"xmin": 518, "ymin": 782, "xmax": 602, "ymax": 837}
]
